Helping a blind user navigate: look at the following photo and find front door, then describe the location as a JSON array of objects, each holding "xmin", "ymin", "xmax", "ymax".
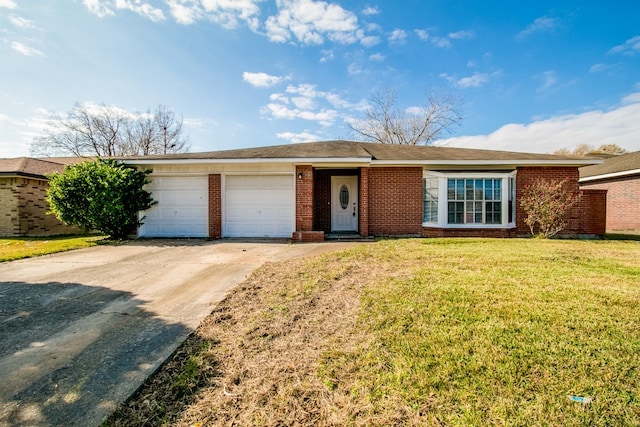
[{"xmin": 331, "ymin": 176, "xmax": 358, "ymax": 232}]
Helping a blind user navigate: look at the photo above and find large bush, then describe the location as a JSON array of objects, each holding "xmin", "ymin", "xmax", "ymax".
[
  {"xmin": 47, "ymin": 159, "xmax": 155, "ymax": 239},
  {"xmin": 520, "ymin": 177, "xmax": 580, "ymax": 238}
]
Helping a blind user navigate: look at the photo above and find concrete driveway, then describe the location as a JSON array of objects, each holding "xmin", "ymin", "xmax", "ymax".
[{"xmin": 0, "ymin": 239, "xmax": 353, "ymax": 427}]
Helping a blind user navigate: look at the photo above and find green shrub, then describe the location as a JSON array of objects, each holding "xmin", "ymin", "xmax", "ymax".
[{"xmin": 47, "ymin": 159, "xmax": 155, "ymax": 239}]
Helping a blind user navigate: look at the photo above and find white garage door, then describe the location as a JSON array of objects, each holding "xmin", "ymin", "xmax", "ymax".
[
  {"xmin": 224, "ymin": 175, "xmax": 294, "ymax": 238},
  {"xmin": 139, "ymin": 176, "xmax": 208, "ymax": 238}
]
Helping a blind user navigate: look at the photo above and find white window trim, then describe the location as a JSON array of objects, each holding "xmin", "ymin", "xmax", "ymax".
[{"xmin": 422, "ymin": 170, "xmax": 517, "ymax": 229}]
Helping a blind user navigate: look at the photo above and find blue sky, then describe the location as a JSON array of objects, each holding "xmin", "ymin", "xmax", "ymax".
[{"xmin": 1, "ymin": 0, "xmax": 639, "ymax": 157}]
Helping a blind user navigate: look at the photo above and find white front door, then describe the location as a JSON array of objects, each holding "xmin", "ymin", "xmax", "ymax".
[{"xmin": 331, "ymin": 176, "xmax": 358, "ymax": 232}]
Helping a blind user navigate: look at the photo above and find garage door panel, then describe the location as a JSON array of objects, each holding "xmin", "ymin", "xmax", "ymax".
[
  {"xmin": 224, "ymin": 175, "xmax": 294, "ymax": 238},
  {"xmin": 140, "ymin": 176, "xmax": 208, "ymax": 238}
]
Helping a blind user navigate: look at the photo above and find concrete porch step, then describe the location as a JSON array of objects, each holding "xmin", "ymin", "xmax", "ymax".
[{"xmin": 325, "ymin": 232, "xmax": 374, "ymax": 241}]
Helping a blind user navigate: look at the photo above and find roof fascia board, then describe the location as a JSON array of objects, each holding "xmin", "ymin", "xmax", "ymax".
[
  {"xmin": 579, "ymin": 168, "xmax": 640, "ymax": 182},
  {"xmin": 123, "ymin": 157, "xmax": 372, "ymax": 165},
  {"xmin": 371, "ymin": 159, "xmax": 599, "ymax": 166},
  {"xmin": 0, "ymin": 172, "xmax": 48, "ymax": 179}
]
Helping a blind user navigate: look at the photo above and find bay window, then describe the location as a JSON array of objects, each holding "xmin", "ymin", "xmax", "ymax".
[{"xmin": 423, "ymin": 171, "xmax": 517, "ymax": 228}]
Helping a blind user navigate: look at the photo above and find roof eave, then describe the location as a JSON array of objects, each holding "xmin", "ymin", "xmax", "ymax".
[
  {"xmin": 579, "ymin": 168, "xmax": 640, "ymax": 182},
  {"xmin": 123, "ymin": 157, "xmax": 373, "ymax": 165},
  {"xmin": 371, "ymin": 159, "xmax": 600, "ymax": 166}
]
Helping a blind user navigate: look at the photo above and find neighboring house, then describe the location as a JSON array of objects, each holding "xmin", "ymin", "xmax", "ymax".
[
  {"xmin": 0, "ymin": 157, "xmax": 82, "ymax": 236},
  {"xmin": 580, "ymin": 151, "xmax": 640, "ymax": 232},
  {"xmin": 124, "ymin": 140, "xmax": 606, "ymax": 241}
]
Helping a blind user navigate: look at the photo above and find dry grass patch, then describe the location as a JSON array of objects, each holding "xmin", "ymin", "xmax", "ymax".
[{"xmin": 105, "ymin": 238, "xmax": 640, "ymax": 426}]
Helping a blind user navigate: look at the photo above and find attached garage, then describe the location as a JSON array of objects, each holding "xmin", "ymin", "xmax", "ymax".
[
  {"xmin": 139, "ymin": 176, "xmax": 208, "ymax": 237},
  {"xmin": 224, "ymin": 175, "xmax": 295, "ymax": 238}
]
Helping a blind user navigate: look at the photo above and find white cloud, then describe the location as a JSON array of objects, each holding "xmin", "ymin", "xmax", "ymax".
[
  {"xmin": 83, "ymin": 0, "xmax": 115, "ymax": 17},
  {"xmin": 608, "ymin": 35, "xmax": 640, "ymax": 56},
  {"xmin": 416, "ymin": 28, "xmax": 472, "ymax": 48},
  {"xmin": 448, "ymin": 30, "xmax": 474, "ymax": 40},
  {"xmin": 347, "ymin": 62, "xmax": 363, "ymax": 75},
  {"xmin": 243, "ymin": 71, "xmax": 286, "ymax": 88},
  {"xmin": 200, "ymin": 0, "xmax": 262, "ymax": 30},
  {"xmin": 262, "ymin": 82, "xmax": 363, "ymax": 126},
  {"xmin": 276, "ymin": 131, "xmax": 322, "ymax": 143},
  {"xmin": 369, "ymin": 52, "xmax": 384, "ymax": 61},
  {"xmin": 517, "ymin": 16, "xmax": 559, "ymax": 39},
  {"xmin": 362, "ymin": 6, "xmax": 379, "ymax": 16},
  {"xmin": 415, "ymin": 29, "xmax": 428, "ymax": 40},
  {"xmin": 458, "ymin": 72, "xmax": 489, "ymax": 88},
  {"xmin": 536, "ymin": 70, "xmax": 558, "ymax": 93},
  {"xmin": 265, "ymin": 0, "xmax": 361, "ymax": 45},
  {"xmin": 320, "ymin": 49, "xmax": 334, "ymax": 62},
  {"xmin": 10, "ymin": 41, "xmax": 43, "ymax": 56},
  {"xmin": 84, "ymin": 0, "xmax": 261, "ymax": 27},
  {"xmin": 291, "ymin": 96, "xmax": 315, "ymax": 109},
  {"xmin": 115, "ymin": 0, "xmax": 165, "ymax": 22},
  {"xmin": 388, "ymin": 29, "xmax": 406, "ymax": 43},
  {"xmin": 0, "ymin": 0, "xmax": 17, "ymax": 9},
  {"xmin": 167, "ymin": 0, "xmax": 202, "ymax": 24},
  {"xmin": 360, "ymin": 35, "xmax": 380, "ymax": 47},
  {"xmin": 442, "ymin": 72, "xmax": 489, "ymax": 88},
  {"xmin": 436, "ymin": 94, "xmax": 640, "ymax": 154},
  {"xmin": 263, "ymin": 103, "xmax": 338, "ymax": 126},
  {"xmin": 8, "ymin": 15, "xmax": 36, "ymax": 29}
]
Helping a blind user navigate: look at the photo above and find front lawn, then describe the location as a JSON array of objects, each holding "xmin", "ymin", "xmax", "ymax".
[
  {"xmin": 107, "ymin": 238, "xmax": 640, "ymax": 426},
  {"xmin": 0, "ymin": 235, "xmax": 106, "ymax": 262}
]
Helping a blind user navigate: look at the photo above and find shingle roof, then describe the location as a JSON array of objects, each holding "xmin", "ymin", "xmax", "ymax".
[
  {"xmin": 0, "ymin": 157, "xmax": 85, "ymax": 178},
  {"xmin": 124, "ymin": 140, "xmax": 596, "ymax": 165},
  {"xmin": 0, "ymin": 157, "xmax": 63, "ymax": 178},
  {"xmin": 580, "ymin": 151, "xmax": 640, "ymax": 180}
]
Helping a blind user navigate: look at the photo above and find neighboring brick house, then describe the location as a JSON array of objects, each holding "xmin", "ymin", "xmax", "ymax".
[
  {"xmin": 580, "ymin": 151, "xmax": 640, "ymax": 232},
  {"xmin": 0, "ymin": 157, "xmax": 82, "ymax": 236},
  {"xmin": 124, "ymin": 140, "xmax": 606, "ymax": 241}
]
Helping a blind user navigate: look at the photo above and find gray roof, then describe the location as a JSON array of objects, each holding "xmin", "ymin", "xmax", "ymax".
[
  {"xmin": 124, "ymin": 140, "xmax": 597, "ymax": 165},
  {"xmin": 580, "ymin": 151, "xmax": 640, "ymax": 180}
]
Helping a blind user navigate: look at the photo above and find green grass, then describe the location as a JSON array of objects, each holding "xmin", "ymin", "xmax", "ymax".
[
  {"xmin": 0, "ymin": 235, "xmax": 106, "ymax": 262},
  {"xmin": 319, "ymin": 239, "xmax": 640, "ymax": 426}
]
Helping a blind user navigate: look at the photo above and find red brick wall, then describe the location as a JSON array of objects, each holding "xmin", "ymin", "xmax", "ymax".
[
  {"xmin": 208, "ymin": 174, "xmax": 221, "ymax": 238},
  {"xmin": 422, "ymin": 227, "xmax": 516, "ymax": 238},
  {"xmin": 516, "ymin": 167, "xmax": 605, "ymax": 237},
  {"xmin": 368, "ymin": 167, "xmax": 423, "ymax": 235},
  {"xmin": 295, "ymin": 165, "xmax": 314, "ymax": 232},
  {"xmin": 359, "ymin": 167, "xmax": 370, "ymax": 237},
  {"xmin": 581, "ymin": 176, "xmax": 639, "ymax": 231},
  {"xmin": 312, "ymin": 169, "xmax": 331, "ymax": 232},
  {"xmin": 578, "ymin": 189, "xmax": 607, "ymax": 235}
]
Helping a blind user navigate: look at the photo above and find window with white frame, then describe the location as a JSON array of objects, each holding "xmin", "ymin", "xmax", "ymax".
[
  {"xmin": 423, "ymin": 171, "xmax": 517, "ymax": 227},
  {"xmin": 423, "ymin": 177, "xmax": 438, "ymax": 223}
]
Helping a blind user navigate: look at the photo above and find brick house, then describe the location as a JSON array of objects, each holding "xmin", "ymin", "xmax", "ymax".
[
  {"xmin": 125, "ymin": 140, "xmax": 606, "ymax": 241},
  {"xmin": 580, "ymin": 151, "xmax": 640, "ymax": 232},
  {"xmin": 0, "ymin": 157, "xmax": 82, "ymax": 236}
]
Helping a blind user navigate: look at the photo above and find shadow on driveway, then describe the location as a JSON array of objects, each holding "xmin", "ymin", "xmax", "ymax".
[{"xmin": 0, "ymin": 281, "xmax": 190, "ymax": 427}]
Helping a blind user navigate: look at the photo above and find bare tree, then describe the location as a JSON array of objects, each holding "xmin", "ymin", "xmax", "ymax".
[
  {"xmin": 349, "ymin": 89, "xmax": 463, "ymax": 145},
  {"xmin": 153, "ymin": 105, "xmax": 189, "ymax": 155},
  {"xmin": 553, "ymin": 143, "xmax": 628, "ymax": 157},
  {"xmin": 31, "ymin": 103, "xmax": 190, "ymax": 157}
]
